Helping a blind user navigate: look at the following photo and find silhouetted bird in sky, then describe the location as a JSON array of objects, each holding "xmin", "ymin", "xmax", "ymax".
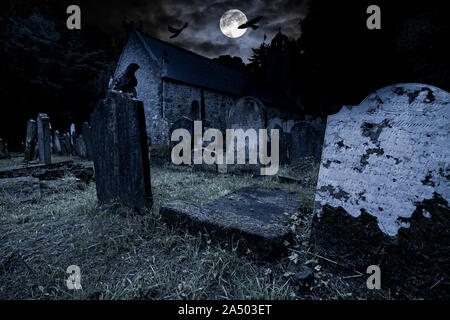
[
  {"xmin": 238, "ymin": 16, "xmax": 263, "ymax": 30},
  {"xmin": 113, "ymin": 63, "xmax": 140, "ymax": 95},
  {"xmin": 168, "ymin": 22, "xmax": 188, "ymax": 39}
]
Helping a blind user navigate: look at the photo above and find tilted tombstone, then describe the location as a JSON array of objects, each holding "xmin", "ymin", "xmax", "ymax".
[
  {"xmin": 226, "ymin": 97, "xmax": 265, "ymax": 173},
  {"xmin": 82, "ymin": 122, "xmax": 93, "ymax": 160},
  {"xmin": 37, "ymin": 113, "xmax": 51, "ymax": 165},
  {"xmin": 24, "ymin": 119, "xmax": 37, "ymax": 161},
  {"xmin": 90, "ymin": 91, "xmax": 152, "ymax": 210},
  {"xmin": 311, "ymin": 84, "xmax": 450, "ymax": 290}
]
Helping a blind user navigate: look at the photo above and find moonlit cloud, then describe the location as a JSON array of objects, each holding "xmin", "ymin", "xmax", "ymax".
[{"xmin": 80, "ymin": 0, "xmax": 308, "ymax": 62}]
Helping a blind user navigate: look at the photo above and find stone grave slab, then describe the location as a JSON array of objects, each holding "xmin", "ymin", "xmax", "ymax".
[
  {"xmin": 161, "ymin": 186, "xmax": 300, "ymax": 258},
  {"xmin": 0, "ymin": 177, "xmax": 41, "ymax": 203}
]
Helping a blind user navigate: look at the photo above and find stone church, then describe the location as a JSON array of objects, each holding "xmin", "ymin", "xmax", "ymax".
[{"xmin": 114, "ymin": 29, "xmax": 325, "ymax": 160}]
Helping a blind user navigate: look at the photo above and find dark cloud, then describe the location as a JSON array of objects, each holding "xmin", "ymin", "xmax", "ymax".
[{"xmin": 79, "ymin": 0, "xmax": 308, "ymax": 62}]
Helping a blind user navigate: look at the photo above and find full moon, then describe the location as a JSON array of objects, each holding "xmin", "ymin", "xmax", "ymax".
[{"xmin": 220, "ymin": 9, "xmax": 247, "ymax": 38}]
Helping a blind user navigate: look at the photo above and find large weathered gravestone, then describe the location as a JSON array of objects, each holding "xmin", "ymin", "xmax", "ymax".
[
  {"xmin": 37, "ymin": 113, "xmax": 51, "ymax": 165},
  {"xmin": 226, "ymin": 97, "xmax": 265, "ymax": 173},
  {"xmin": 311, "ymin": 84, "xmax": 449, "ymax": 292},
  {"xmin": 161, "ymin": 187, "xmax": 300, "ymax": 258},
  {"xmin": 24, "ymin": 119, "xmax": 37, "ymax": 161},
  {"xmin": 91, "ymin": 91, "xmax": 152, "ymax": 210}
]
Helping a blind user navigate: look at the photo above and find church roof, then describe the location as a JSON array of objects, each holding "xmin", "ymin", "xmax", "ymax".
[{"xmin": 131, "ymin": 30, "xmax": 297, "ymax": 110}]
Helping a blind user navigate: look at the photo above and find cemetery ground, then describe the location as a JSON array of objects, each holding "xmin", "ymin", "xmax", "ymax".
[{"xmin": 0, "ymin": 154, "xmax": 400, "ymax": 300}]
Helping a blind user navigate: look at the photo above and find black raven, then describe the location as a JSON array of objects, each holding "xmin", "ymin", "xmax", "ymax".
[
  {"xmin": 238, "ymin": 16, "xmax": 263, "ymax": 30},
  {"xmin": 113, "ymin": 63, "xmax": 140, "ymax": 95},
  {"xmin": 168, "ymin": 22, "xmax": 188, "ymax": 39}
]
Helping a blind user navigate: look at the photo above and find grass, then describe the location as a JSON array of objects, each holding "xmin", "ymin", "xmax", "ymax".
[{"xmin": 0, "ymin": 157, "xmax": 390, "ymax": 300}]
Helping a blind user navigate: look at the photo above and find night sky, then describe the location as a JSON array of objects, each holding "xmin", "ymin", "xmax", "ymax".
[{"xmin": 81, "ymin": 0, "xmax": 307, "ymax": 62}]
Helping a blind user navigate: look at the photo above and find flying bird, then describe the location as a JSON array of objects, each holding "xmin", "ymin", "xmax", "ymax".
[
  {"xmin": 113, "ymin": 63, "xmax": 140, "ymax": 96},
  {"xmin": 238, "ymin": 16, "xmax": 263, "ymax": 30},
  {"xmin": 168, "ymin": 22, "xmax": 188, "ymax": 39}
]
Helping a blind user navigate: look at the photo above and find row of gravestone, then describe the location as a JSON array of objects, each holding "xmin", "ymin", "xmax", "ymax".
[
  {"xmin": 167, "ymin": 99, "xmax": 326, "ymax": 173},
  {"xmin": 24, "ymin": 114, "xmax": 93, "ymax": 164}
]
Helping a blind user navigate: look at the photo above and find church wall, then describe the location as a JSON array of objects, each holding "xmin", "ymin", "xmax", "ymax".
[
  {"xmin": 162, "ymin": 80, "xmax": 202, "ymax": 126},
  {"xmin": 162, "ymin": 79, "xmax": 236, "ymax": 134}
]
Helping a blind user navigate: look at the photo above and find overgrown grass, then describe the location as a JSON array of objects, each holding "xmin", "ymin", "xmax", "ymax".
[{"xmin": 0, "ymin": 159, "xmax": 390, "ymax": 300}]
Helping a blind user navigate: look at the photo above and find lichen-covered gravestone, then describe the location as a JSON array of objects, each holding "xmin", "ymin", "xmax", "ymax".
[
  {"xmin": 37, "ymin": 113, "xmax": 51, "ymax": 165},
  {"xmin": 90, "ymin": 91, "xmax": 152, "ymax": 210},
  {"xmin": 311, "ymin": 84, "xmax": 449, "ymax": 294}
]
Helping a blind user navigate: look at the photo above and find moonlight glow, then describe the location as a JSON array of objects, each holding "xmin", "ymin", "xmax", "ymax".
[{"xmin": 220, "ymin": 9, "xmax": 247, "ymax": 38}]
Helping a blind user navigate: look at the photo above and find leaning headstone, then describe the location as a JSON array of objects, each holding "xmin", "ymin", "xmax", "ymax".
[
  {"xmin": 90, "ymin": 91, "xmax": 152, "ymax": 210},
  {"xmin": 311, "ymin": 84, "xmax": 449, "ymax": 294},
  {"xmin": 37, "ymin": 113, "xmax": 51, "ymax": 165},
  {"xmin": 82, "ymin": 122, "xmax": 93, "ymax": 160},
  {"xmin": 24, "ymin": 119, "xmax": 37, "ymax": 161},
  {"xmin": 226, "ymin": 97, "xmax": 265, "ymax": 174}
]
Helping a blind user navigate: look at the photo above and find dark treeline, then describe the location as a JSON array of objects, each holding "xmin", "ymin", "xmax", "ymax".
[
  {"xmin": 244, "ymin": 0, "xmax": 449, "ymax": 116},
  {"xmin": 0, "ymin": 0, "xmax": 448, "ymax": 150}
]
